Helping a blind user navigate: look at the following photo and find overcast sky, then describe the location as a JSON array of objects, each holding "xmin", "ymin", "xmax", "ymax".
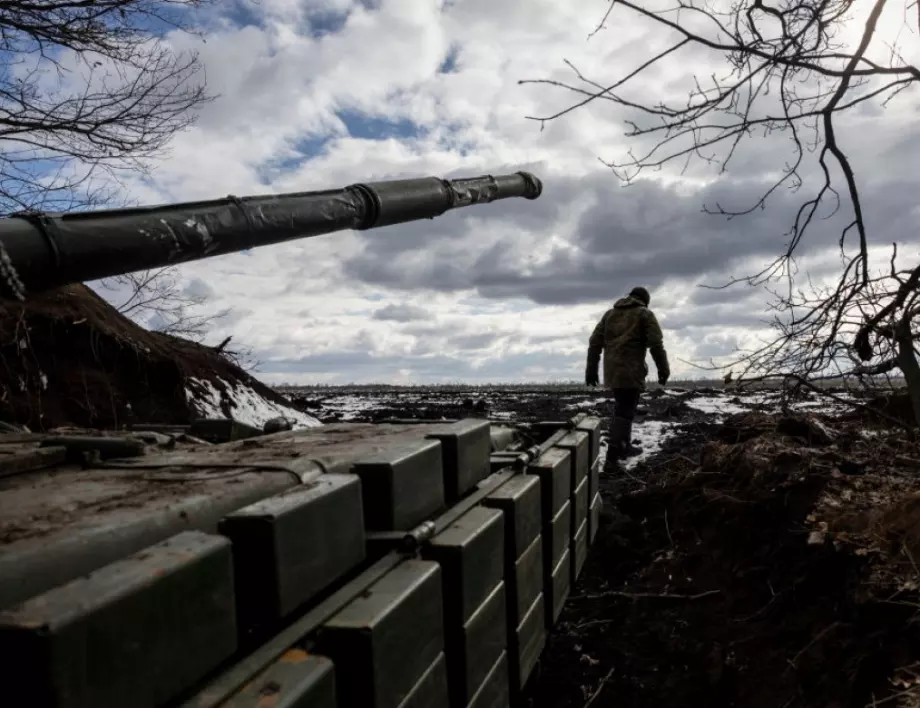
[{"xmin": 88, "ymin": 0, "xmax": 920, "ymax": 385}]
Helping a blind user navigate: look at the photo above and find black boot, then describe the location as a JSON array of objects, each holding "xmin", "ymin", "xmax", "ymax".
[
  {"xmin": 623, "ymin": 417, "xmax": 642, "ymax": 457},
  {"xmin": 609, "ymin": 416, "xmax": 642, "ymax": 460}
]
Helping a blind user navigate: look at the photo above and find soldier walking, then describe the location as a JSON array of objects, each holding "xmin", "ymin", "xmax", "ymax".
[{"xmin": 584, "ymin": 287, "xmax": 670, "ymax": 460}]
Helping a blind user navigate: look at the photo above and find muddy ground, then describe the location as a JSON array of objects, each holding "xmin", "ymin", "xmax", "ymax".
[{"xmin": 294, "ymin": 384, "xmax": 920, "ymax": 708}]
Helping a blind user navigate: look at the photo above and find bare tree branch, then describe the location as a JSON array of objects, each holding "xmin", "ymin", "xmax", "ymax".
[
  {"xmin": 99, "ymin": 265, "xmax": 261, "ymax": 373},
  {"xmin": 220, "ymin": 340, "xmax": 262, "ymax": 373},
  {"xmin": 0, "ymin": 0, "xmax": 214, "ymax": 214},
  {"xmin": 0, "ymin": 3, "xmax": 261, "ymax": 372},
  {"xmin": 525, "ymin": 0, "xmax": 920, "ymax": 422},
  {"xmin": 99, "ymin": 265, "xmax": 228, "ymax": 342}
]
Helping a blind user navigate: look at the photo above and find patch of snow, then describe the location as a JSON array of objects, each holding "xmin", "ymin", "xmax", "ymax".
[
  {"xmin": 787, "ymin": 399, "xmax": 853, "ymax": 415},
  {"xmin": 321, "ymin": 395, "xmax": 383, "ymax": 421},
  {"xmin": 680, "ymin": 389, "xmax": 858, "ymax": 419},
  {"xmin": 789, "ymin": 400, "xmax": 831, "ymax": 409},
  {"xmin": 227, "ymin": 383, "xmax": 322, "ymax": 429},
  {"xmin": 39, "ymin": 372, "xmax": 47, "ymax": 390},
  {"xmin": 624, "ymin": 420, "xmax": 682, "ymax": 469},
  {"xmin": 737, "ymin": 392, "xmax": 778, "ymax": 407},
  {"xmin": 565, "ymin": 398, "xmax": 612, "ymax": 410},
  {"xmin": 188, "ymin": 378, "xmax": 223, "ymax": 418},
  {"xmin": 186, "ymin": 377, "xmax": 321, "ymax": 430},
  {"xmin": 686, "ymin": 395, "xmax": 750, "ymax": 417}
]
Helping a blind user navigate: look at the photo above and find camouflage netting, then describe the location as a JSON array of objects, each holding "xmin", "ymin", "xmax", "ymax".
[{"xmin": 0, "ymin": 284, "xmax": 301, "ymax": 430}]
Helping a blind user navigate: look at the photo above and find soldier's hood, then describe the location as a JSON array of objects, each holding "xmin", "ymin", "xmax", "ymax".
[{"xmin": 613, "ymin": 296, "xmax": 646, "ymax": 310}]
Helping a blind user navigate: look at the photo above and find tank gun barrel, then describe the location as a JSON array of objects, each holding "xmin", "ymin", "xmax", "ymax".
[{"xmin": 0, "ymin": 170, "xmax": 542, "ymax": 300}]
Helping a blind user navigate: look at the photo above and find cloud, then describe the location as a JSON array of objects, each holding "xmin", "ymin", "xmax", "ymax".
[
  {"xmin": 372, "ymin": 303, "xmax": 431, "ymax": 322},
  {"xmin": 58, "ymin": 0, "xmax": 920, "ymax": 384},
  {"xmin": 183, "ymin": 277, "xmax": 216, "ymax": 300},
  {"xmin": 258, "ymin": 346, "xmax": 586, "ymax": 384},
  {"xmin": 341, "ymin": 166, "xmax": 911, "ymax": 306}
]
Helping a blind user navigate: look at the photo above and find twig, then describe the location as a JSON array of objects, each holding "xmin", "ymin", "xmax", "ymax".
[
  {"xmin": 864, "ymin": 684, "xmax": 920, "ymax": 706},
  {"xmin": 702, "ymin": 489, "xmax": 754, "ymax": 505},
  {"xmin": 664, "ymin": 508, "xmax": 674, "ymax": 546},
  {"xmin": 574, "ymin": 618, "xmax": 616, "ymax": 630},
  {"xmin": 572, "ymin": 589, "xmax": 720, "ymax": 601},
  {"xmin": 584, "ymin": 667, "xmax": 615, "ymax": 708},
  {"xmin": 587, "ymin": 0, "xmax": 616, "ymax": 41},
  {"xmin": 617, "ymin": 464, "xmax": 648, "ymax": 487},
  {"xmin": 735, "ymin": 580, "xmax": 782, "ymax": 623},
  {"xmin": 789, "ymin": 621, "xmax": 843, "ymax": 667}
]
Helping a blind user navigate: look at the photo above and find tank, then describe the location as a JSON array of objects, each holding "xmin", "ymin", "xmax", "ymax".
[
  {"xmin": 0, "ymin": 168, "xmax": 616, "ymax": 708},
  {"xmin": 0, "ymin": 414, "xmax": 606, "ymax": 708},
  {"xmin": 0, "ymin": 171, "xmax": 542, "ymax": 300}
]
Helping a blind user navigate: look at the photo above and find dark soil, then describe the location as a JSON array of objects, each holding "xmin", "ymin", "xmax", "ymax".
[
  {"xmin": 289, "ymin": 389, "xmax": 604, "ymax": 424},
  {"xmin": 849, "ymin": 392, "xmax": 916, "ymax": 426},
  {"xmin": 0, "ymin": 284, "xmax": 292, "ymax": 430},
  {"xmin": 521, "ymin": 412, "xmax": 920, "ymax": 708}
]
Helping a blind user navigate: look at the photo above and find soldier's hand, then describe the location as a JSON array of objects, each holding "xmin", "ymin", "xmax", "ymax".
[
  {"xmin": 658, "ymin": 370, "xmax": 669, "ymax": 386},
  {"xmin": 585, "ymin": 358, "xmax": 600, "ymax": 386}
]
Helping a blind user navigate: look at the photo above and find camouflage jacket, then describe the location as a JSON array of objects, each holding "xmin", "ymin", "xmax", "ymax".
[{"xmin": 587, "ymin": 295, "xmax": 670, "ymax": 389}]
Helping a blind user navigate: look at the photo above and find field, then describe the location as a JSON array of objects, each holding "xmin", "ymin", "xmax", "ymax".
[{"xmin": 277, "ymin": 382, "xmax": 920, "ymax": 708}]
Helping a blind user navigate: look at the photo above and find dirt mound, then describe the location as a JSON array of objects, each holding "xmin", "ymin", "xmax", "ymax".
[
  {"xmin": 0, "ymin": 284, "xmax": 315, "ymax": 430},
  {"xmin": 526, "ymin": 414, "xmax": 920, "ymax": 708}
]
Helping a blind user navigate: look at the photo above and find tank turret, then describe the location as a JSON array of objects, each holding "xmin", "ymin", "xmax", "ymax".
[{"xmin": 0, "ymin": 171, "xmax": 542, "ymax": 300}]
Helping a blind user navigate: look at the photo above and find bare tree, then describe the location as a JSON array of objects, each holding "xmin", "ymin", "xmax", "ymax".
[
  {"xmin": 217, "ymin": 338, "xmax": 263, "ymax": 373},
  {"xmin": 100, "ymin": 267, "xmax": 264, "ymax": 371},
  {"xmin": 0, "ymin": 0, "xmax": 214, "ymax": 215},
  {"xmin": 522, "ymin": 0, "xmax": 920, "ymax": 421},
  {"xmin": 99, "ymin": 265, "xmax": 228, "ymax": 341}
]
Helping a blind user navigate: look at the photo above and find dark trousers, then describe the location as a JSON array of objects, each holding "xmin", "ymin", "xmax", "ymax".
[{"xmin": 612, "ymin": 388, "xmax": 641, "ymax": 421}]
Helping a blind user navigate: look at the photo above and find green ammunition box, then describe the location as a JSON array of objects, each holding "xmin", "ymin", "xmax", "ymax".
[
  {"xmin": 315, "ymin": 559, "xmax": 444, "ymax": 708},
  {"xmin": 219, "ymin": 473, "xmax": 366, "ymax": 632},
  {"xmin": 0, "ymin": 531, "xmax": 237, "ymax": 708},
  {"xmin": 223, "ymin": 650, "xmax": 336, "ymax": 708}
]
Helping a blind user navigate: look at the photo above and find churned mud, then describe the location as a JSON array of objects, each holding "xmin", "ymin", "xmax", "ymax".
[{"xmin": 524, "ymin": 408, "xmax": 920, "ymax": 708}]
